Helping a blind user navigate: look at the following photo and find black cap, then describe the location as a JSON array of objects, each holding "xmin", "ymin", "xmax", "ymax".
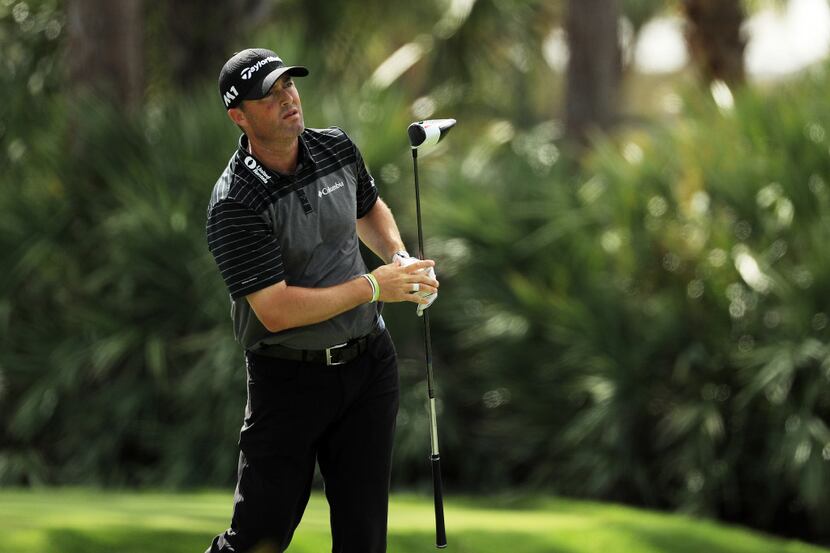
[{"xmin": 218, "ymin": 48, "xmax": 309, "ymax": 110}]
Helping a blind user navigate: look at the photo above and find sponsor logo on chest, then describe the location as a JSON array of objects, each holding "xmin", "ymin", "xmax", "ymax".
[
  {"xmin": 243, "ymin": 156, "xmax": 271, "ymax": 184},
  {"xmin": 319, "ymin": 181, "xmax": 345, "ymax": 198}
]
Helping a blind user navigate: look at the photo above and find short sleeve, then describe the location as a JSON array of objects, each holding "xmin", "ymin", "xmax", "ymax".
[
  {"xmin": 353, "ymin": 144, "xmax": 379, "ymax": 218},
  {"xmin": 206, "ymin": 199, "xmax": 285, "ymax": 299}
]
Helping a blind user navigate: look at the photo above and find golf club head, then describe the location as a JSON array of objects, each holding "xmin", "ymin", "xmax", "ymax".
[{"xmin": 408, "ymin": 119, "xmax": 457, "ymax": 148}]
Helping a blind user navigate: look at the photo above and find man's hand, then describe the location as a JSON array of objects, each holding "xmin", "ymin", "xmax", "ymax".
[
  {"xmin": 371, "ymin": 258, "xmax": 439, "ymax": 306},
  {"xmin": 391, "ymin": 252, "xmax": 438, "ymax": 316}
]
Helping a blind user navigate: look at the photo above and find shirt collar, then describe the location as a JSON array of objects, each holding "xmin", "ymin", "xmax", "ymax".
[{"xmin": 236, "ymin": 132, "xmax": 316, "ymax": 178}]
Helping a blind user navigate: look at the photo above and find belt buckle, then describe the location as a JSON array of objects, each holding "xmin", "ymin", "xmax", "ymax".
[{"xmin": 325, "ymin": 342, "xmax": 349, "ymax": 366}]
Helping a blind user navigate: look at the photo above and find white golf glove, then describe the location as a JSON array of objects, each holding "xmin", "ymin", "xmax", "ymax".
[{"xmin": 393, "ymin": 251, "xmax": 437, "ymax": 317}]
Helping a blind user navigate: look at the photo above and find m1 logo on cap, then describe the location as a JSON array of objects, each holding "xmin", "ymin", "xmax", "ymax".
[
  {"xmin": 223, "ymin": 85, "xmax": 238, "ymax": 107},
  {"xmin": 240, "ymin": 56, "xmax": 281, "ymax": 80}
]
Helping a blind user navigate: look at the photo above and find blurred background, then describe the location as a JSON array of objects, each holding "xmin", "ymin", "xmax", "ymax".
[{"xmin": 1, "ymin": 0, "xmax": 830, "ymax": 547}]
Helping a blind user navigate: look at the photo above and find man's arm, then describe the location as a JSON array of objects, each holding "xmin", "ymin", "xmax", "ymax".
[
  {"xmin": 247, "ymin": 259, "xmax": 438, "ymax": 333},
  {"xmin": 246, "ymin": 277, "xmax": 372, "ymax": 333},
  {"xmin": 356, "ymin": 197, "xmax": 406, "ymax": 263}
]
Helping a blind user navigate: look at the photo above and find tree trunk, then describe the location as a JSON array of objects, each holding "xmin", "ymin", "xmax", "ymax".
[
  {"xmin": 164, "ymin": 0, "xmax": 271, "ymax": 89},
  {"xmin": 682, "ymin": 0, "xmax": 746, "ymax": 86},
  {"xmin": 66, "ymin": 0, "xmax": 144, "ymax": 110},
  {"xmin": 565, "ymin": 0, "xmax": 622, "ymax": 145}
]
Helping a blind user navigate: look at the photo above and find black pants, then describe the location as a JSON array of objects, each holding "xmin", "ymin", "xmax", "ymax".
[{"xmin": 206, "ymin": 329, "xmax": 400, "ymax": 553}]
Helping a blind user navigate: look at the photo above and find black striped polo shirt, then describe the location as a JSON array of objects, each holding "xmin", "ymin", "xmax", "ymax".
[{"xmin": 206, "ymin": 127, "xmax": 380, "ymax": 351}]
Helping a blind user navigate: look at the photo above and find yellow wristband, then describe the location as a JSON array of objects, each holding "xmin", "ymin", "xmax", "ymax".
[
  {"xmin": 368, "ymin": 273, "xmax": 380, "ymax": 303},
  {"xmin": 363, "ymin": 273, "xmax": 380, "ymax": 303}
]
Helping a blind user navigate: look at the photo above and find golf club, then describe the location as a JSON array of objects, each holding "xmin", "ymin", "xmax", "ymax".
[{"xmin": 407, "ymin": 118, "xmax": 456, "ymax": 549}]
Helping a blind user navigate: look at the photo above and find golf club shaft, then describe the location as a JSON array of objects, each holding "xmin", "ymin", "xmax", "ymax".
[{"xmin": 412, "ymin": 148, "xmax": 448, "ymax": 549}]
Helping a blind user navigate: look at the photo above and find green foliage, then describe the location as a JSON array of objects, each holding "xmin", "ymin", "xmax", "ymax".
[
  {"xmin": 2, "ymin": 489, "xmax": 827, "ymax": 553},
  {"xmin": 4, "ymin": 55, "xmax": 830, "ymax": 544},
  {"xmin": 0, "ymin": 61, "xmax": 436, "ymax": 490},
  {"xmin": 3, "ymin": 0, "xmax": 830, "ymax": 545},
  {"xmin": 425, "ymin": 65, "xmax": 830, "ymax": 541},
  {"xmin": 623, "ymin": 0, "xmax": 668, "ymax": 34},
  {"xmin": 0, "ymin": 0, "xmax": 62, "ymax": 104},
  {"xmin": 0, "ymin": 90, "xmax": 245, "ymax": 486}
]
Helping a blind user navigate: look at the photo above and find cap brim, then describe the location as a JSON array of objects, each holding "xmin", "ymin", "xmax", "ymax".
[{"xmin": 245, "ymin": 66, "xmax": 310, "ymax": 100}]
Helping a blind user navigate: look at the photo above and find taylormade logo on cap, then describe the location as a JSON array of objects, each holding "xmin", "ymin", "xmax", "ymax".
[
  {"xmin": 219, "ymin": 48, "xmax": 308, "ymax": 110},
  {"xmin": 240, "ymin": 56, "xmax": 281, "ymax": 80}
]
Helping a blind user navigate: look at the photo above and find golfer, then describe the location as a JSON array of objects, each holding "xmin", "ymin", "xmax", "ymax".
[{"xmin": 204, "ymin": 48, "xmax": 439, "ymax": 553}]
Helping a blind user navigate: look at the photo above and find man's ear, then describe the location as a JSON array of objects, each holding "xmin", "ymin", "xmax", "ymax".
[{"xmin": 227, "ymin": 107, "xmax": 246, "ymax": 126}]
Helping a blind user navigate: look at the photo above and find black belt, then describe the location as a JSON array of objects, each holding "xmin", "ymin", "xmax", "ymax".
[{"xmin": 250, "ymin": 325, "xmax": 384, "ymax": 366}]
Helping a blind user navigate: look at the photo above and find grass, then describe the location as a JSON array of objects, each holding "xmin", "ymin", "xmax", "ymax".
[{"xmin": 0, "ymin": 489, "xmax": 827, "ymax": 553}]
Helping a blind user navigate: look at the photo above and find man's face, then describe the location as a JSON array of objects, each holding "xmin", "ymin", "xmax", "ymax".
[{"xmin": 235, "ymin": 74, "xmax": 304, "ymax": 141}]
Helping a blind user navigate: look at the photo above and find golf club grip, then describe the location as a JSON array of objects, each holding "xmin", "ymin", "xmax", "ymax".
[{"xmin": 431, "ymin": 454, "xmax": 447, "ymax": 548}]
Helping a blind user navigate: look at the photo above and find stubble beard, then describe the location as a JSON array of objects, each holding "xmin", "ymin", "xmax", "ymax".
[
  {"xmin": 277, "ymin": 107, "xmax": 305, "ymax": 140},
  {"xmin": 251, "ymin": 113, "xmax": 305, "ymax": 146}
]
